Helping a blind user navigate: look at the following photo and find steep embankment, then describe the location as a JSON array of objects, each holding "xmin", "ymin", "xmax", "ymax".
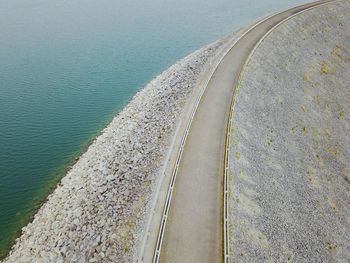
[
  {"xmin": 2, "ymin": 38, "xmax": 231, "ymax": 262},
  {"xmin": 229, "ymin": 0, "xmax": 350, "ymax": 262}
]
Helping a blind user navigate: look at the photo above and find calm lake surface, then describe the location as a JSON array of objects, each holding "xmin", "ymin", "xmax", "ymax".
[{"xmin": 0, "ymin": 0, "xmax": 306, "ymax": 256}]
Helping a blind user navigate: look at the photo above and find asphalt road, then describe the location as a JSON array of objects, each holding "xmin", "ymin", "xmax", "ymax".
[{"xmin": 156, "ymin": 1, "xmax": 332, "ymax": 262}]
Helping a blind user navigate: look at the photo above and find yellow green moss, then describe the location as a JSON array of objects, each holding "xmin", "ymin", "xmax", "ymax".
[
  {"xmin": 327, "ymin": 196, "xmax": 337, "ymax": 210},
  {"xmin": 303, "ymin": 65, "xmax": 314, "ymax": 82},
  {"xmin": 315, "ymin": 154, "xmax": 324, "ymax": 170},
  {"xmin": 320, "ymin": 60, "xmax": 331, "ymax": 75},
  {"xmin": 235, "ymin": 151, "xmax": 240, "ymax": 160},
  {"xmin": 325, "ymin": 146, "xmax": 339, "ymax": 157}
]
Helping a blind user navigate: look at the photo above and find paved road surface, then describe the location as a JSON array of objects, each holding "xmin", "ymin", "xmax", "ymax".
[{"xmin": 158, "ymin": 1, "xmax": 331, "ymax": 262}]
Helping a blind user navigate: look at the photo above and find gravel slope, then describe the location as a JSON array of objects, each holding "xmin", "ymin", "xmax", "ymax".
[{"xmin": 229, "ymin": 1, "xmax": 350, "ymax": 262}]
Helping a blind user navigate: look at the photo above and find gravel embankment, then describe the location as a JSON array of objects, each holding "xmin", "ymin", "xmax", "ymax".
[
  {"xmin": 229, "ymin": 1, "xmax": 350, "ymax": 262},
  {"xmin": 2, "ymin": 37, "xmax": 228, "ymax": 262}
]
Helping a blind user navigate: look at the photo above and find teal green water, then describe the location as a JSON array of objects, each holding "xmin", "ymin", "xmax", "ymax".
[{"xmin": 0, "ymin": 0, "xmax": 306, "ymax": 256}]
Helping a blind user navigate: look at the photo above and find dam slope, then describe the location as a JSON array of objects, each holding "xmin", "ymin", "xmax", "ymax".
[{"xmin": 229, "ymin": 0, "xmax": 350, "ymax": 261}]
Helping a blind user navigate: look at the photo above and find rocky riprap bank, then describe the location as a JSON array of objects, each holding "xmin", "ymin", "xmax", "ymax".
[
  {"xmin": 229, "ymin": 0, "xmax": 350, "ymax": 262},
  {"xmin": 2, "ymin": 37, "xmax": 229, "ymax": 262}
]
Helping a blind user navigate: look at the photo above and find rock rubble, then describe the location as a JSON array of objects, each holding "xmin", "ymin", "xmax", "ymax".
[{"xmin": 3, "ymin": 39, "xmax": 227, "ymax": 263}]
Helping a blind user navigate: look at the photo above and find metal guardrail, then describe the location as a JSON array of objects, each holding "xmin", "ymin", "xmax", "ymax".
[
  {"xmin": 224, "ymin": 100, "xmax": 233, "ymax": 263},
  {"xmin": 151, "ymin": 38, "xmax": 236, "ymax": 262},
  {"xmin": 151, "ymin": 13, "xmax": 272, "ymax": 260},
  {"xmin": 151, "ymin": 8, "xmax": 282, "ymax": 263},
  {"xmin": 152, "ymin": 54, "xmax": 211, "ymax": 263},
  {"xmin": 151, "ymin": 1, "xmax": 335, "ymax": 262}
]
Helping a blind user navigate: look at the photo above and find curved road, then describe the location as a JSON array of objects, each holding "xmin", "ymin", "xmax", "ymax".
[{"xmin": 148, "ymin": 1, "xmax": 332, "ymax": 262}]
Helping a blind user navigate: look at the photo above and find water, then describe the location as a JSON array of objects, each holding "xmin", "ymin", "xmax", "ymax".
[{"xmin": 0, "ymin": 0, "xmax": 307, "ymax": 256}]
